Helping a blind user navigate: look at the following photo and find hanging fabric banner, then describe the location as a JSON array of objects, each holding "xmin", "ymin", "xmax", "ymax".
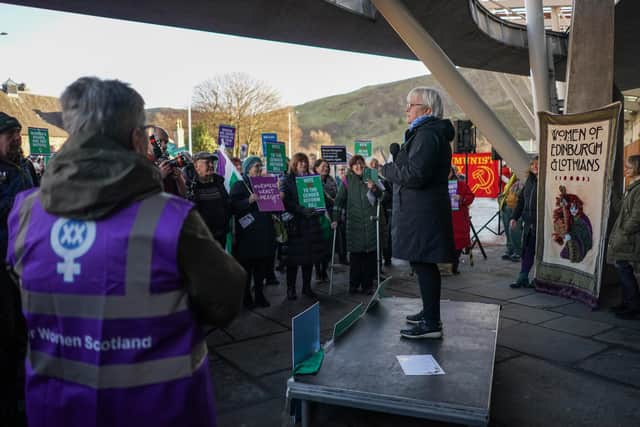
[
  {"xmin": 451, "ymin": 153, "xmax": 500, "ymax": 198},
  {"xmin": 535, "ymin": 102, "xmax": 622, "ymax": 307}
]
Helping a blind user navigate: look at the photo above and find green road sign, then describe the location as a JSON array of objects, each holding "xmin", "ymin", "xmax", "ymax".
[
  {"xmin": 354, "ymin": 140, "xmax": 372, "ymax": 157},
  {"xmin": 28, "ymin": 127, "xmax": 51, "ymax": 155}
]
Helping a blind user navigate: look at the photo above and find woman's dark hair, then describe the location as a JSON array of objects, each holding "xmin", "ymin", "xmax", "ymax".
[
  {"xmin": 313, "ymin": 158, "xmax": 328, "ymax": 174},
  {"xmin": 349, "ymin": 155, "xmax": 366, "ymax": 169},
  {"xmin": 289, "ymin": 152, "xmax": 310, "ymax": 174}
]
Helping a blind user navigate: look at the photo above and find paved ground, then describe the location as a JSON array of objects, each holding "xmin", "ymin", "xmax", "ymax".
[{"xmin": 209, "ymin": 244, "xmax": 640, "ymax": 427}]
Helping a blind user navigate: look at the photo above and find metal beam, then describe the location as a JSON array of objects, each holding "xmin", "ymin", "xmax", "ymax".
[{"xmin": 370, "ymin": 0, "xmax": 530, "ymax": 177}]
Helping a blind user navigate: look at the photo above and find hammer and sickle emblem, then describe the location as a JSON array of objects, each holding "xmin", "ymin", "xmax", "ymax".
[{"xmin": 471, "ymin": 166, "xmax": 496, "ymax": 194}]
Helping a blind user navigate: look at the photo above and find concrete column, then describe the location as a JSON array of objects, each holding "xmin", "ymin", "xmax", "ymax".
[
  {"xmin": 550, "ymin": 6, "xmax": 562, "ymax": 31},
  {"xmin": 495, "ymin": 73, "xmax": 536, "ymax": 135},
  {"xmin": 369, "ymin": 0, "xmax": 530, "ymax": 177},
  {"xmin": 525, "ymin": 0, "xmax": 551, "ymax": 114},
  {"xmin": 564, "ymin": 0, "xmax": 615, "ymax": 113}
]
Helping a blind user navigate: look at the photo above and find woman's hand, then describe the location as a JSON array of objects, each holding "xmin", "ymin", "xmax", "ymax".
[
  {"xmin": 366, "ymin": 180, "xmax": 375, "ymax": 190},
  {"xmin": 249, "ymin": 194, "xmax": 257, "ymax": 204},
  {"xmin": 510, "ymin": 219, "xmax": 517, "ymax": 230},
  {"xmin": 331, "ymin": 221, "xmax": 338, "ymax": 230}
]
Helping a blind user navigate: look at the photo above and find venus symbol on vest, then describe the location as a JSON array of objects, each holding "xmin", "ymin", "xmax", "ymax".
[{"xmin": 50, "ymin": 218, "xmax": 97, "ymax": 283}]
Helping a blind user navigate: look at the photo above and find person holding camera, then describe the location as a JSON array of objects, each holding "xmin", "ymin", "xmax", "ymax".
[
  {"xmin": 280, "ymin": 153, "xmax": 326, "ymax": 300},
  {"xmin": 144, "ymin": 126, "xmax": 186, "ymax": 198},
  {"xmin": 187, "ymin": 151, "xmax": 232, "ymax": 249}
]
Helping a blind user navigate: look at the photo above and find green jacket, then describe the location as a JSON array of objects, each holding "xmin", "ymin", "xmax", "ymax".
[
  {"xmin": 607, "ymin": 179, "xmax": 640, "ymax": 264},
  {"xmin": 334, "ymin": 171, "xmax": 385, "ymax": 253}
]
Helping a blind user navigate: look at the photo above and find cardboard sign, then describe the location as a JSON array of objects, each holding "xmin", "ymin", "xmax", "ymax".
[
  {"xmin": 295, "ymin": 175, "xmax": 326, "ymax": 210},
  {"xmin": 250, "ymin": 175, "xmax": 284, "ymax": 212},
  {"xmin": 363, "ymin": 167, "xmax": 379, "ymax": 183},
  {"xmin": 448, "ymin": 180, "xmax": 459, "ymax": 210},
  {"xmin": 320, "ymin": 145, "xmax": 348, "ymax": 165},
  {"xmin": 28, "ymin": 127, "xmax": 50, "ymax": 155},
  {"xmin": 292, "ymin": 302, "xmax": 320, "ymax": 369},
  {"xmin": 354, "ymin": 140, "xmax": 372, "ymax": 157},
  {"xmin": 218, "ymin": 125, "xmax": 236, "ymax": 149},
  {"xmin": 261, "ymin": 133, "xmax": 277, "ymax": 157},
  {"xmin": 264, "ymin": 142, "xmax": 287, "ymax": 174},
  {"xmin": 451, "ymin": 153, "xmax": 499, "ymax": 198}
]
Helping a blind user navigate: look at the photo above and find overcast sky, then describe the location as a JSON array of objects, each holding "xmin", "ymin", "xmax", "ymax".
[{"xmin": 0, "ymin": 3, "xmax": 430, "ymax": 108}]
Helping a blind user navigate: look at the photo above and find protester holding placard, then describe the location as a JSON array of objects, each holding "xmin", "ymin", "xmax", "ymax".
[
  {"xmin": 509, "ymin": 156, "xmax": 538, "ymax": 289},
  {"xmin": 448, "ymin": 166, "xmax": 475, "ymax": 274},
  {"xmin": 313, "ymin": 158, "xmax": 338, "ymax": 282},
  {"xmin": 280, "ymin": 153, "xmax": 326, "ymax": 300},
  {"xmin": 333, "ymin": 155, "xmax": 386, "ymax": 295},
  {"xmin": 606, "ymin": 154, "xmax": 640, "ymax": 319},
  {"xmin": 230, "ymin": 156, "xmax": 276, "ymax": 308}
]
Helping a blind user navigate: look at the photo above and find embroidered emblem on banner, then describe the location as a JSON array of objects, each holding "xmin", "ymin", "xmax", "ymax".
[{"xmin": 50, "ymin": 218, "xmax": 97, "ymax": 283}]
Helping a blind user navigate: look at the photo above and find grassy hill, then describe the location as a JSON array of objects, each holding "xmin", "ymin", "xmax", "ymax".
[{"xmin": 295, "ymin": 68, "xmax": 533, "ymax": 151}]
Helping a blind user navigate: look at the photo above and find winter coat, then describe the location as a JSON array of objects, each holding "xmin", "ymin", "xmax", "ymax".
[
  {"xmin": 0, "ymin": 158, "xmax": 34, "ymax": 259},
  {"xmin": 230, "ymin": 177, "xmax": 276, "ymax": 260},
  {"xmin": 281, "ymin": 173, "xmax": 327, "ymax": 266},
  {"xmin": 380, "ymin": 116, "xmax": 456, "ymax": 263},
  {"xmin": 189, "ymin": 174, "xmax": 232, "ymax": 241},
  {"xmin": 607, "ymin": 179, "xmax": 640, "ymax": 264},
  {"xmin": 451, "ymin": 179, "xmax": 475, "ymax": 250},
  {"xmin": 321, "ymin": 174, "xmax": 338, "ymax": 217},
  {"xmin": 511, "ymin": 172, "xmax": 538, "ymax": 232},
  {"xmin": 334, "ymin": 171, "xmax": 385, "ymax": 253}
]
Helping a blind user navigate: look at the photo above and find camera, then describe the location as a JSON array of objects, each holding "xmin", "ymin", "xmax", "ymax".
[
  {"xmin": 149, "ymin": 134, "xmax": 166, "ymax": 162},
  {"xmin": 168, "ymin": 153, "xmax": 191, "ymax": 169}
]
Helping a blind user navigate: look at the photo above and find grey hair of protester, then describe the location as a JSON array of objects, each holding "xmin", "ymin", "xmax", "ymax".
[
  {"xmin": 60, "ymin": 77, "xmax": 146, "ymax": 144},
  {"xmin": 406, "ymin": 87, "xmax": 444, "ymax": 119}
]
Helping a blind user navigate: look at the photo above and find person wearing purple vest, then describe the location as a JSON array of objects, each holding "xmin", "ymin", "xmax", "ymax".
[{"xmin": 5, "ymin": 77, "xmax": 246, "ymax": 427}]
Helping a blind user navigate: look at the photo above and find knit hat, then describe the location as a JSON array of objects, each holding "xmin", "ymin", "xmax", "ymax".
[
  {"xmin": 242, "ymin": 156, "xmax": 262, "ymax": 176},
  {"xmin": 0, "ymin": 112, "xmax": 21, "ymax": 134}
]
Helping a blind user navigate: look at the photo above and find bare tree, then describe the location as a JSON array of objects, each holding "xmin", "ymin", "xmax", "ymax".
[{"xmin": 192, "ymin": 73, "xmax": 281, "ymax": 156}]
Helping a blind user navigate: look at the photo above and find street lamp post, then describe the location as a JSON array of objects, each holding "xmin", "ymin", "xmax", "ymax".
[{"xmin": 288, "ymin": 109, "xmax": 292, "ymax": 156}]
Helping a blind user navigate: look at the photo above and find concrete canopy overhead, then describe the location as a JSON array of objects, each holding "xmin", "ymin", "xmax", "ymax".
[{"xmin": 5, "ymin": 0, "xmax": 639, "ymax": 90}]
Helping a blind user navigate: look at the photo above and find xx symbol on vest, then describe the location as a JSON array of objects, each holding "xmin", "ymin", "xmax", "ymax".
[{"xmin": 50, "ymin": 218, "xmax": 97, "ymax": 283}]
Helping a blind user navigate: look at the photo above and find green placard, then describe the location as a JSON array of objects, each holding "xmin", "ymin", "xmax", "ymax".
[
  {"xmin": 28, "ymin": 127, "xmax": 51, "ymax": 155},
  {"xmin": 363, "ymin": 167, "xmax": 378, "ymax": 182},
  {"xmin": 333, "ymin": 303, "xmax": 364, "ymax": 340},
  {"xmin": 354, "ymin": 140, "xmax": 372, "ymax": 157},
  {"xmin": 364, "ymin": 277, "xmax": 392, "ymax": 313},
  {"xmin": 295, "ymin": 175, "xmax": 326, "ymax": 209},
  {"xmin": 265, "ymin": 142, "xmax": 286, "ymax": 174}
]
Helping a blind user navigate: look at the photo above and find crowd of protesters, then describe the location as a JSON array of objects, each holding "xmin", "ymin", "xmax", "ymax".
[{"xmin": 2, "ymin": 78, "xmax": 640, "ymax": 427}]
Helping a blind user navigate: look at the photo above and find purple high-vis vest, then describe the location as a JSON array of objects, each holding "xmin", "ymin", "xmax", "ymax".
[{"xmin": 6, "ymin": 190, "xmax": 216, "ymax": 427}]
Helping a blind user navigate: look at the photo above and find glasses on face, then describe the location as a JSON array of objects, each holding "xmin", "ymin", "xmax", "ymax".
[{"xmin": 406, "ymin": 103, "xmax": 424, "ymax": 110}]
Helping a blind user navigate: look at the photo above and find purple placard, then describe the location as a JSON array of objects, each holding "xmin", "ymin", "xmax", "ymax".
[
  {"xmin": 218, "ymin": 125, "xmax": 236, "ymax": 149},
  {"xmin": 250, "ymin": 175, "xmax": 284, "ymax": 212},
  {"xmin": 448, "ymin": 180, "xmax": 459, "ymax": 211}
]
